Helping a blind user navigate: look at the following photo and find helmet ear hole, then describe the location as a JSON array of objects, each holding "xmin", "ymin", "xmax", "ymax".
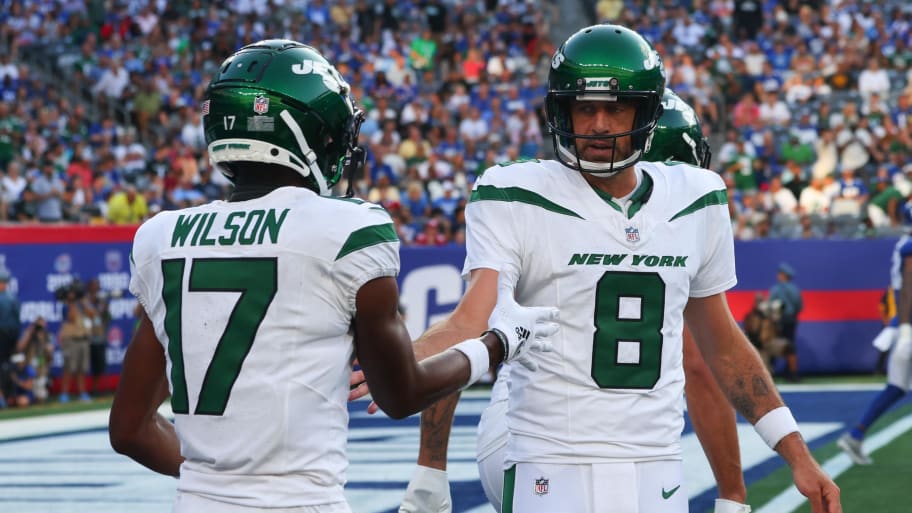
[{"xmin": 270, "ymin": 148, "xmax": 279, "ymax": 156}]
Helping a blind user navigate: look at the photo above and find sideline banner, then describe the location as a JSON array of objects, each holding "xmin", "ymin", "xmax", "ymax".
[{"xmin": 0, "ymin": 225, "xmax": 897, "ymax": 382}]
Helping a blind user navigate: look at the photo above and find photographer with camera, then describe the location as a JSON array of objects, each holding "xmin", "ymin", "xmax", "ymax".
[
  {"xmin": 16, "ymin": 316, "xmax": 54, "ymax": 403},
  {"xmin": 83, "ymin": 278, "xmax": 112, "ymax": 395},
  {"xmin": 56, "ymin": 279, "xmax": 94, "ymax": 403}
]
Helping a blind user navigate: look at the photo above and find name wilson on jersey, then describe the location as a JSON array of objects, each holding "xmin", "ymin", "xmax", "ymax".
[
  {"xmin": 567, "ymin": 253, "xmax": 688, "ymax": 268},
  {"xmin": 170, "ymin": 208, "xmax": 289, "ymax": 247}
]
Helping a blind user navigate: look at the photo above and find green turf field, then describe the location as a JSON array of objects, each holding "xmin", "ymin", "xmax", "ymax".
[
  {"xmin": 738, "ymin": 401, "xmax": 912, "ymax": 513},
  {"xmin": 0, "ymin": 395, "xmax": 113, "ymax": 420}
]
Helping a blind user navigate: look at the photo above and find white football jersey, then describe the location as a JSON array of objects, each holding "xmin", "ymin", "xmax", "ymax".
[
  {"xmin": 464, "ymin": 159, "xmax": 736, "ymax": 465},
  {"xmin": 129, "ymin": 186, "xmax": 399, "ymax": 508}
]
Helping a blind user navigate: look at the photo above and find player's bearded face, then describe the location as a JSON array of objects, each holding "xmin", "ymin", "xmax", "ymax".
[{"xmin": 569, "ymin": 99, "xmax": 636, "ymax": 163}]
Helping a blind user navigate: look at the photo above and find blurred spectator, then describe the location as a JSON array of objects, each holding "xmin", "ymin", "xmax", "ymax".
[
  {"xmin": 0, "ymin": 268, "xmax": 20, "ymax": 367},
  {"xmin": 83, "ymin": 278, "xmax": 111, "ymax": 396},
  {"xmin": 832, "ymin": 167, "xmax": 868, "ymax": 218},
  {"xmin": 367, "ymin": 169, "xmax": 401, "ymax": 206},
  {"xmin": 432, "ymin": 180, "xmax": 462, "ymax": 220},
  {"xmin": 27, "ymin": 160, "xmax": 66, "ymax": 222},
  {"xmin": 1, "ymin": 160, "xmax": 27, "ymax": 220},
  {"xmin": 867, "ymin": 173, "xmax": 904, "ymax": 228},
  {"xmin": 762, "ymin": 175, "xmax": 799, "ymax": 218},
  {"xmin": 812, "ymin": 129, "xmax": 838, "ymax": 179},
  {"xmin": 758, "ymin": 90, "xmax": 790, "ymax": 127},
  {"xmin": 106, "ymin": 184, "xmax": 148, "ymax": 224},
  {"xmin": 15, "ymin": 316, "xmax": 52, "ymax": 404},
  {"xmin": 858, "ymin": 58, "xmax": 890, "ymax": 99},
  {"xmin": 57, "ymin": 281, "xmax": 92, "ymax": 403},
  {"xmin": 63, "ymin": 173, "xmax": 93, "ymax": 222},
  {"xmin": 725, "ymin": 140, "xmax": 758, "ymax": 192},
  {"xmin": 733, "ymin": 0, "xmax": 764, "ymax": 40},
  {"xmin": 413, "ymin": 217, "xmax": 449, "ymax": 246},
  {"xmin": 7, "ymin": 353, "xmax": 36, "ymax": 408},
  {"xmin": 742, "ymin": 293, "xmax": 780, "ymax": 373},
  {"xmin": 769, "ymin": 262, "xmax": 803, "ymax": 382},
  {"xmin": 734, "ymin": 191, "xmax": 766, "ymax": 240},
  {"xmin": 731, "ymin": 93, "xmax": 760, "ymax": 129},
  {"xmin": 113, "ymin": 129, "xmax": 149, "ymax": 181},
  {"xmin": 781, "ymin": 135, "xmax": 815, "ymax": 167},
  {"xmin": 400, "ymin": 180, "xmax": 431, "ymax": 221}
]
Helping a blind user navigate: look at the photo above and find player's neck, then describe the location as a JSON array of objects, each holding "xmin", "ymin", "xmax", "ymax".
[{"xmin": 582, "ymin": 165, "xmax": 637, "ymax": 199}]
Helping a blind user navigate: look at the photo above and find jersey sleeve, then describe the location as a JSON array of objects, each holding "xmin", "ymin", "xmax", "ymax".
[
  {"xmin": 128, "ymin": 217, "xmax": 162, "ymax": 314},
  {"xmin": 463, "ymin": 170, "xmax": 524, "ymax": 280},
  {"xmin": 689, "ymin": 189, "xmax": 738, "ymax": 298},
  {"xmin": 331, "ymin": 217, "xmax": 401, "ymax": 314}
]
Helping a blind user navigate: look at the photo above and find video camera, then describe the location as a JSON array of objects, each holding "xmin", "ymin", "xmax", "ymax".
[{"xmin": 54, "ymin": 279, "xmax": 85, "ymax": 301}]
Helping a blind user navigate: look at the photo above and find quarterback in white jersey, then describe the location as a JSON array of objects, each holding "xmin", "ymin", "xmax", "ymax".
[
  {"xmin": 109, "ymin": 40, "xmax": 558, "ymax": 513},
  {"xmin": 474, "ymin": 157, "xmax": 733, "ymax": 463},
  {"xmin": 394, "ymin": 24, "xmax": 840, "ymax": 513},
  {"xmin": 464, "ymin": 89, "xmax": 749, "ymax": 513}
]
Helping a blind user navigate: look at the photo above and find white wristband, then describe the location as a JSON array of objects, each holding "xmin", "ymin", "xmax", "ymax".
[
  {"xmin": 754, "ymin": 406, "xmax": 799, "ymax": 449},
  {"xmin": 715, "ymin": 498, "xmax": 752, "ymax": 513},
  {"xmin": 451, "ymin": 338, "xmax": 489, "ymax": 388}
]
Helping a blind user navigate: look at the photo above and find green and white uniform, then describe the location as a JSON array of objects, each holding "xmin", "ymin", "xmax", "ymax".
[
  {"xmin": 465, "ymin": 158, "xmax": 735, "ymax": 466},
  {"xmin": 129, "ymin": 186, "xmax": 398, "ymax": 510}
]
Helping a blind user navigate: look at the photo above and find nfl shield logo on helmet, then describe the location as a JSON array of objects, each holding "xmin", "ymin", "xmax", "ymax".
[
  {"xmin": 625, "ymin": 226, "xmax": 640, "ymax": 243},
  {"xmin": 253, "ymin": 96, "xmax": 269, "ymax": 114},
  {"xmin": 534, "ymin": 477, "xmax": 549, "ymax": 496}
]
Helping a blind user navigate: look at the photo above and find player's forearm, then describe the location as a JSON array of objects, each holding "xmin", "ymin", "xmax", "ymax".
[
  {"xmin": 713, "ymin": 347, "xmax": 785, "ymax": 424},
  {"xmin": 685, "ymin": 367, "xmax": 746, "ymax": 502},
  {"xmin": 111, "ymin": 412, "xmax": 183, "ymax": 477},
  {"xmin": 417, "ymin": 392, "xmax": 461, "ymax": 470},
  {"xmin": 773, "ymin": 431, "xmax": 814, "ymax": 466},
  {"xmin": 413, "ymin": 316, "xmax": 487, "ymax": 362}
]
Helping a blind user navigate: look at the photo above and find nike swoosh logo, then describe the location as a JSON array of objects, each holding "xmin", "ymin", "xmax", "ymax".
[{"xmin": 661, "ymin": 485, "xmax": 681, "ymax": 500}]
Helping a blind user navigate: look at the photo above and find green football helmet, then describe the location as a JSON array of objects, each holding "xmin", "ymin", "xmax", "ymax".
[
  {"xmin": 644, "ymin": 88, "xmax": 712, "ymax": 168},
  {"xmin": 546, "ymin": 24, "xmax": 665, "ymax": 176},
  {"xmin": 203, "ymin": 40, "xmax": 364, "ymax": 195}
]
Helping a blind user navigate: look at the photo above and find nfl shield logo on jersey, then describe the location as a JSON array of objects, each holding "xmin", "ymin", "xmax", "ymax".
[
  {"xmin": 534, "ymin": 477, "xmax": 549, "ymax": 496},
  {"xmin": 253, "ymin": 96, "xmax": 269, "ymax": 114},
  {"xmin": 625, "ymin": 226, "xmax": 640, "ymax": 243}
]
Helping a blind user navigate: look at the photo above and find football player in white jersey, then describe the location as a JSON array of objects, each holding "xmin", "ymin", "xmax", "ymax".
[
  {"xmin": 384, "ymin": 24, "xmax": 840, "ymax": 513},
  {"xmin": 107, "ymin": 40, "xmax": 559, "ymax": 513},
  {"xmin": 396, "ymin": 89, "xmax": 752, "ymax": 513},
  {"xmin": 838, "ymin": 233, "xmax": 912, "ymax": 465}
]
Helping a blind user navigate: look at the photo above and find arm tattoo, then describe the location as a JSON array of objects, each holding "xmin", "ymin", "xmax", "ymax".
[
  {"xmin": 751, "ymin": 374, "xmax": 771, "ymax": 397},
  {"xmin": 726, "ymin": 374, "xmax": 754, "ymax": 421},
  {"xmin": 421, "ymin": 400, "xmax": 455, "ymax": 465}
]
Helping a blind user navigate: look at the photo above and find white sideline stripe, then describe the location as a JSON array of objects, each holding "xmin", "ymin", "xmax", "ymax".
[
  {"xmin": 0, "ymin": 403, "xmax": 174, "ymax": 441},
  {"xmin": 754, "ymin": 413, "xmax": 912, "ymax": 513}
]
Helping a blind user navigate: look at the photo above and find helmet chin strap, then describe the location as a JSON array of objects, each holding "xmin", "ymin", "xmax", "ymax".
[
  {"xmin": 280, "ymin": 110, "xmax": 329, "ymax": 195},
  {"xmin": 557, "ymin": 143, "xmax": 641, "ymax": 176}
]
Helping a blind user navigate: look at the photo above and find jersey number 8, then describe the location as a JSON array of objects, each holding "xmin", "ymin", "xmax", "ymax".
[{"xmin": 592, "ymin": 271, "xmax": 665, "ymax": 389}]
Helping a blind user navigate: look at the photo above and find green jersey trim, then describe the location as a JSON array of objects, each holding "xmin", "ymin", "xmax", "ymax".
[
  {"xmin": 469, "ymin": 185, "xmax": 584, "ymax": 219},
  {"xmin": 587, "ymin": 171, "xmax": 654, "ymax": 219},
  {"xmin": 335, "ymin": 223, "xmax": 399, "ymax": 261},
  {"xmin": 669, "ymin": 189, "xmax": 728, "ymax": 221}
]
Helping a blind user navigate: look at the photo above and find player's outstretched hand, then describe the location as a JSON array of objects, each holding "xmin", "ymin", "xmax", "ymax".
[
  {"xmin": 348, "ymin": 361, "xmax": 380, "ymax": 414},
  {"xmin": 487, "ymin": 273, "xmax": 559, "ymax": 371},
  {"xmin": 399, "ymin": 465, "xmax": 452, "ymax": 513},
  {"xmin": 791, "ymin": 459, "xmax": 841, "ymax": 513}
]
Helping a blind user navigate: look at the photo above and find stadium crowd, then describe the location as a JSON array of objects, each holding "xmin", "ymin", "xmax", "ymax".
[{"xmin": 0, "ymin": 0, "xmax": 910, "ymax": 243}]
